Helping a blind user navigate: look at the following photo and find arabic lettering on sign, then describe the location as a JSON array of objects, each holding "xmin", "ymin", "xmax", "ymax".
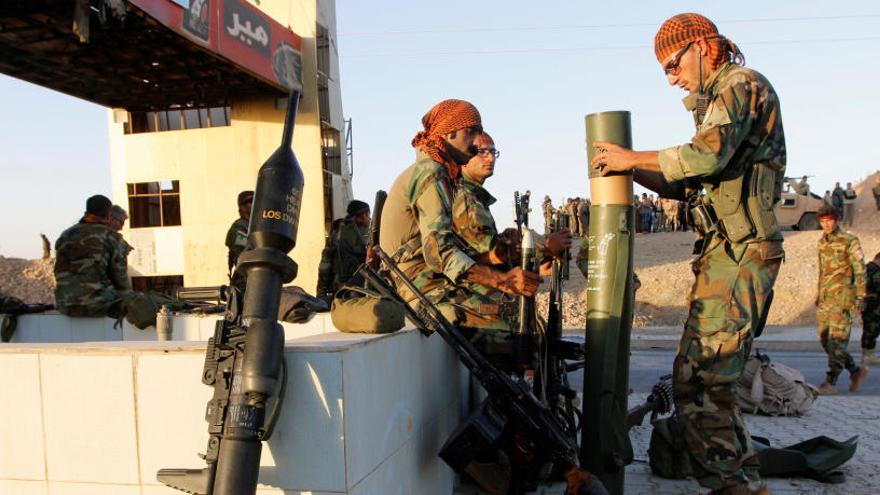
[
  {"xmin": 227, "ymin": 13, "xmax": 269, "ymax": 47},
  {"xmin": 222, "ymin": 1, "xmax": 271, "ymax": 56}
]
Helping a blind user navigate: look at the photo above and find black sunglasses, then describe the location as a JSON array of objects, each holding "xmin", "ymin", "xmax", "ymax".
[{"xmin": 663, "ymin": 42, "xmax": 693, "ymax": 76}]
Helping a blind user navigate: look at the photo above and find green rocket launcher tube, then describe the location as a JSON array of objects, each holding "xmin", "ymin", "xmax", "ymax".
[{"xmin": 580, "ymin": 111, "xmax": 635, "ymax": 495}]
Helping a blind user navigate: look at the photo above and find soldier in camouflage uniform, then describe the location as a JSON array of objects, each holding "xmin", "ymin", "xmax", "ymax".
[
  {"xmin": 543, "ymin": 196, "xmax": 554, "ymax": 235},
  {"xmin": 316, "ymin": 200, "xmax": 371, "ymax": 301},
  {"xmin": 380, "ymin": 100, "xmax": 541, "ymax": 336},
  {"xmin": 589, "ymin": 14, "xmax": 789, "ymax": 494},
  {"xmin": 863, "ymin": 251, "xmax": 880, "ymax": 365},
  {"xmin": 54, "ymin": 195, "xmax": 133, "ymax": 318},
  {"xmin": 108, "ymin": 205, "xmax": 134, "ymax": 256},
  {"xmin": 814, "ymin": 205, "xmax": 869, "ymax": 393},
  {"xmin": 225, "ymin": 190, "xmax": 253, "ymax": 291},
  {"xmin": 451, "ymin": 133, "xmax": 571, "ymax": 367}
]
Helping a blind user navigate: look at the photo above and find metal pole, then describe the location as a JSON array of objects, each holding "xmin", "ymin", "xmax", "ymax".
[{"xmin": 580, "ymin": 111, "xmax": 635, "ymax": 495}]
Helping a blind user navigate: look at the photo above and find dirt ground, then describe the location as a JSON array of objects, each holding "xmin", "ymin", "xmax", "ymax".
[{"xmin": 2, "ymin": 173, "xmax": 879, "ymax": 328}]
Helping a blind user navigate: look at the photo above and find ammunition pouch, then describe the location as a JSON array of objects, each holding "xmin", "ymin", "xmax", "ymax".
[{"xmin": 692, "ymin": 162, "xmax": 782, "ymax": 243}]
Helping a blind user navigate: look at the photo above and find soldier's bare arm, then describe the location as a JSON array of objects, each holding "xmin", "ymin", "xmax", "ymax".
[{"xmin": 465, "ymin": 265, "xmax": 540, "ymax": 297}]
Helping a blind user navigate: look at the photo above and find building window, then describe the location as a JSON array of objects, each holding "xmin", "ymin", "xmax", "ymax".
[
  {"xmin": 127, "ymin": 180, "xmax": 182, "ymax": 228},
  {"xmin": 131, "ymin": 275, "xmax": 184, "ymax": 296},
  {"xmin": 126, "ymin": 105, "xmax": 230, "ymax": 134}
]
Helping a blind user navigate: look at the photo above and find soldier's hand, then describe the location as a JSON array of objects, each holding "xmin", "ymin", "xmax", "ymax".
[
  {"xmin": 545, "ymin": 229, "xmax": 572, "ymax": 258},
  {"xmin": 591, "ymin": 141, "xmax": 638, "ymax": 176},
  {"xmin": 539, "ymin": 260, "xmax": 553, "ymax": 277},
  {"xmin": 366, "ymin": 246, "xmax": 379, "ymax": 268},
  {"xmin": 498, "ymin": 267, "xmax": 541, "ymax": 297}
]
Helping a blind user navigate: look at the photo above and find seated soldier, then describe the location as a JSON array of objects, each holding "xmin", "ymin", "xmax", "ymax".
[
  {"xmin": 379, "ymin": 99, "xmax": 539, "ymax": 340},
  {"xmin": 316, "ymin": 200, "xmax": 372, "ymax": 301},
  {"xmin": 54, "ymin": 195, "xmax": 171, "ymax": 328},
  {"xmin": 452, "ymin": 132, "xmax": 571, "ymax": 369}
]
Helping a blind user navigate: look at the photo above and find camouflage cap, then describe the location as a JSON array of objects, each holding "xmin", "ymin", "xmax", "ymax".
[{"xmin": 817, "ymin": 204, "xmax": 839, "ymax": 219}]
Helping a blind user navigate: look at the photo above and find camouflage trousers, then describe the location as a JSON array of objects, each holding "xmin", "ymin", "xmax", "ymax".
[
  {"xmin": 861, "ymin": 301, "xmax": 880, "ymax": 350},
  {"xmin": 673, "ymin": 236, "xmax": 783, "ymax": 491},
  {"xmin": 817, "ymin": 300, "xmax": 858, "ymax": 383}
]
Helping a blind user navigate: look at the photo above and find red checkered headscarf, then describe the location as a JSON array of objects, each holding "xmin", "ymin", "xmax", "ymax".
[
  {"xmin": 654, "ymin": 13, "xmax": 744, "ymax": 70},
  {"xmin": 411, "ymin": 99, "xmax": 482, "ymax": 179}
]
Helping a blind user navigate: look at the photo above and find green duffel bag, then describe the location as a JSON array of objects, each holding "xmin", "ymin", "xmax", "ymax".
[{"xmin": 330, "ymin": 286, "xmax": 405, "ymax": 334}]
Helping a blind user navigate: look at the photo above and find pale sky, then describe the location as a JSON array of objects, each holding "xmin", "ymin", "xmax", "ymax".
[{"xmin": 2, "ymin": 1, "xmax": 879, "ymax": 258}]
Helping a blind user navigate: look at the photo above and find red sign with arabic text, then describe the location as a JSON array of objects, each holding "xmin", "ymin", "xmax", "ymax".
[{"xmin": 130, "ymin": 0, "xmax": 303, "ymax": 91}]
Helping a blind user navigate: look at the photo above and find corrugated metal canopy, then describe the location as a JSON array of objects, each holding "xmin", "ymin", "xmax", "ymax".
[{"xmin": 0, "ymin": 0, "xmax": 302, "ymax": 111}]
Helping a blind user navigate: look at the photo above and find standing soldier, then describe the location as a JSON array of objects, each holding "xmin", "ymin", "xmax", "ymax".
[
  {"xmin": 577, "ymin": 197, "xmax": 590, "ymax": 236},
  {"xmin": 225, "ymin": 190, "xmax": 253, "ymax": 291},
  {"xmin": 815, "ymin": 205, "xmax": 869, "ymax": 393},
  {"xmin": 862, "ymin": 251, "xmax": 880, "ymax": 365},
  {"xmin": 567, "ymin": 198, "xmax": 581, "ymax": 237},
  {"xmin": 842, "ymin": 182, "xmax": 857, "ymax": 226},
  {"xmin": 590, "ymin": 13, "xmax": 787, "ymax": 494},
  {"xmin": 543, "ymin": 195, "xmax": 555, "ymax": 234},
  {"xmin": 520, "ymin": 190, "xmax": 532, "ymax": 227}
]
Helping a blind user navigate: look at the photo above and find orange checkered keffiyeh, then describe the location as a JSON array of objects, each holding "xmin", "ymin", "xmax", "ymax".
[
  {"xmin": 411, "ymin": 99, "xmax": 482, "ymax": 179},
  {"xmin": 654, "ymin": 13, "xmax": 744, "ymax": 70}
]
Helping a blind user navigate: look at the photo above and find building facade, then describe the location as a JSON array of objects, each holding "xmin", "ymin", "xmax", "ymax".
[{"xmin": 107, "ymin": 0, "xmax": 351, "ymax": 291}]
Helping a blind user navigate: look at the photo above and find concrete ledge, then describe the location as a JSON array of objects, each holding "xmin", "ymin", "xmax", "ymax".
[{"xmin": 0, "ymin": 327, "xmax": 465, "ymax": 494}]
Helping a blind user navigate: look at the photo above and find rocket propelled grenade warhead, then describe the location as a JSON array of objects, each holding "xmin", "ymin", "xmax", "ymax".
[
  {"xmin": 520, "ymin": 226, "xmax": 537, "ymax": 272},
  {"xmin": 249, "ymin": 92, "xmax": 305, "ymax": 255}
]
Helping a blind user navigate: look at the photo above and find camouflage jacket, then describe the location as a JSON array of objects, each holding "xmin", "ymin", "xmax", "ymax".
[
  {"xmin": 543, "ymin": 199, "xmax": 554, "ymax": 217},
  {"xmin": 224, "ymin": 217, "xmax": 249, "ymax": 267},
  {"xmin": 54, "ymin": 220, "xmax": 131, "ymax": 316},
  {"xmin": 658, "ymin": 62, "xmax": 786, "ymax": 242},
  {"xmin": 818, "ymin": 227, "xmax": 867, "ymax": 303},
  {"xmin": 379, "ymin": 151, "xmax": 475, "ymax": 297},
  {"xmin": 316, "ymin": 218, "xmax": 368, "ymax": 298},
  {"xmin": 453, "ymin": 174, "xmax": 498, "ymax": 256}
]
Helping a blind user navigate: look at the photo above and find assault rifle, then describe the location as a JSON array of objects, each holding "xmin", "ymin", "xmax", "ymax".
[
  {"xmin": 542, "ymin": 222, "xmax": 583, "ymax": 437},
  {"xmin": 356, "ymin": 247, "xmax": 608, "ymax": 495}
]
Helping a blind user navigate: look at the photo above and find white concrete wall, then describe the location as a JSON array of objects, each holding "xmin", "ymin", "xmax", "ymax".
[
  {"xmin": 9, "ymin": 312, "xmax": 355, "ymax": 344},
  {"xmin": 0, "ymin": 330, "xmax": 466, "ymax": 494}
]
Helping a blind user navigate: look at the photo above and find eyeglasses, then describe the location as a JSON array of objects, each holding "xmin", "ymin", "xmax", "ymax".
[
  {"xmin": 663, "ymin": 41, "xmax": 693, "ymax": 76},
  {"xmin": 476, "ymin": 147, "xmax": 500, "ymax": 158}
]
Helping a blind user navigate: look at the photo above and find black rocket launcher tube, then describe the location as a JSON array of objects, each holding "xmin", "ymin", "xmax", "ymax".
[
  {"xmin": 156, "ymin": 91, "xmax": 304, "ymax": 495},
  {"xmin": 211, "ymin": 91, "xmax": 304, "ymax": 495},
  {"xmin": 580, "ymin": 111, "xmax": 635, "ymax": 495}
]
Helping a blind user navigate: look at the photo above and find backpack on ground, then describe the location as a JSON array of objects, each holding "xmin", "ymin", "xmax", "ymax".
[{"xmin": 736, "ymin": 349, "xmax": 819, "ymax": 416}]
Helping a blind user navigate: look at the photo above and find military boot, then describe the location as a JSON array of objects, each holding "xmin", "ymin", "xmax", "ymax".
[
  {"xmin": 849, "ymin": 366, "xmax": 869, "ymax": 392},
  {"xmin": 818, "ymin": 381, "xmax": 838, "ymax": 395},
  {"xmin": 862, "ymin": 348, "xmax": 880, "ymax": 365}
]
